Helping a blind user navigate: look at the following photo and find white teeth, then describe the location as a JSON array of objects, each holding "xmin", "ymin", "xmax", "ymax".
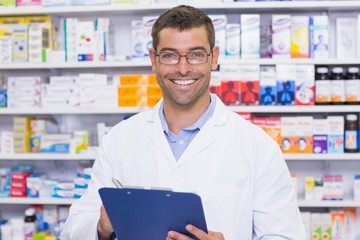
[{"xmin": 173, "ymin": 80, "xmax": 195, "ymax": 85}]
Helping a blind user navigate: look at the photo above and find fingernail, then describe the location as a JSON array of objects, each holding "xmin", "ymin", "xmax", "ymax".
[
  {"xmin": 186, "ymin": 225, "xmax": 193, "ymax": 231},
  {"xmin": 168, "ymin": 231, "xmax": 174, "ymax": 237}
]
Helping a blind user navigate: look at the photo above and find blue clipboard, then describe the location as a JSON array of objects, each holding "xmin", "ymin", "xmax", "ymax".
[{"xmin": 99, "ymin": 187, "xmax": 208, "ymax": 240}]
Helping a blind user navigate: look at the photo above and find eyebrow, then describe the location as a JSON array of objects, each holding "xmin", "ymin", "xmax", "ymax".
[{"xmin": 158, "ymin": 46, "xmax": 208, "ymax": 53}]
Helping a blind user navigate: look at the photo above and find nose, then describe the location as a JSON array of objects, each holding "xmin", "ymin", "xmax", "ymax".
[{"xmin": 176, "ymin": 55, "xmax": 192, "ymax": 75}]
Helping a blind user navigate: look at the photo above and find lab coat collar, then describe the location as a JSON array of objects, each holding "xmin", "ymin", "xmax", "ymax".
[{"xmin": 146, "ymin": 94, "xmax": 229, "ymax": 167}]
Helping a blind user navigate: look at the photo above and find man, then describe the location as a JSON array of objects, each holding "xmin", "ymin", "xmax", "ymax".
[{"xmin": 63, "ymin": 5, "xmax": 306, "ymax": 240}]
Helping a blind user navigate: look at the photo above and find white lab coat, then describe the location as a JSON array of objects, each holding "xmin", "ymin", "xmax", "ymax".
[{"xmin": 62, "ymin": 95, "xmax": 306, "ymax": 240}]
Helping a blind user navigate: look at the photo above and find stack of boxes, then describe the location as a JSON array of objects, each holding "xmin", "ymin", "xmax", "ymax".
[
  {"xmin": 13, "ymin": 117, "xmax": 32, "ymax": 153},
  {"xmin": 7, "ymin": 76, "xmax": 41, "ymax": 109},
  {"xmin": 118, "ymin": 74, "xmax": 162, "ymax": 107}
]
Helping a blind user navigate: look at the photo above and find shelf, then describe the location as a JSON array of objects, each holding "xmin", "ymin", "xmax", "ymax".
[
  {"xmin": 1, "ymin": 58, "xmax": 360, "ymax": 70},
  {"xmin": 298, "ymin": 200, "xmax": 360, "ymax": 208},
  {"xmin": 0, "ymin": 197, "xmax": 76, "ymax": 205},
  {"xmin": 0, "ymin": 107, "xmax": 150, "ymax": 115},
  {"xmin": 228, "ymin": 105, "xmax": 360, "ymax": 113},
  {"xmin": 284, "ymin": 153, "xmax": 360, "ymax": 161},
  {"xmin": 0, "ymin": 153, "xmax": 96, "ymax": 160},
  {"xmin": 0, "ymin": 59, "xmax": 151, "ymax": 70},
  {"xmin": 1, "ymin": 105, "xmax": 359, "ymax": 115},
  {"xmin": 1, "ymin": 1, "xmax": 360, "ymax": 16},
  {"xmin": 0, "ymin": 197, "xmax": 358, "ymax": 207},
  {"xmin": 1, "ymin": 153, "xmax": 359, "ymax": 161}
]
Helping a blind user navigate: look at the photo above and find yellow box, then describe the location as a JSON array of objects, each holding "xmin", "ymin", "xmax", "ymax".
[
  {"xmin": 0, "ymin": 17, "xmax": 26, "ymax": 24},
  {"xmin": 13, "ymin": 117, "xmax": 32, "ymax": 132}
]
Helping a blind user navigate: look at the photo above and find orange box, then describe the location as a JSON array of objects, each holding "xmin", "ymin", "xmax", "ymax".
[
  {"xmin": 119, "ymin": 75, "xmax": 147, "ymax": 85},
  {"xmin": 147, "ymin": 74, "xmax": 158, "ymax": 85},
  {"xmin": 331, "ymin": 211, "xmax": 345, "ymax": 240},
  {"xmin": 147, "ymin": 96, "xmax": 162, "ymax": 107},
  {"xmin": 147, "ymin": 85, "xmax": 162, "ymax": 96},
  {"xmin": 118, "ymin": 96, "xmax": 147, "ymax": 107},
  {"xmin": 118, "ymin": 86, "xmax": 147, "ymax": 97},
  {"xmin": 264, "ymin": 117, "xmax": 281, "ymax": 145}
]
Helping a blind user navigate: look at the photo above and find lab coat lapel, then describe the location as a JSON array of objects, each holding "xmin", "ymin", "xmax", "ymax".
[{"xmin": 146, "ymin": 100, "xmax": 175, "ymax": 162}]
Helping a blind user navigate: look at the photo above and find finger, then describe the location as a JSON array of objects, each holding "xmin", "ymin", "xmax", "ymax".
[
  {"xmin": 208, "ymin": 230, "xmax": 225, "ymax": 239},
  {"xmin": 167, "ymin": 230, "xmax": 193, "ymax": 240},
  {"xmin": 185, "ymin": 225, "xmax": 209, "ymax": 240}
]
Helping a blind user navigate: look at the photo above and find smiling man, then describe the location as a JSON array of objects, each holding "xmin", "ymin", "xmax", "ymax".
[{"xmin": 63, "ymin": 5, "xmax": 306, "ymax": 240}]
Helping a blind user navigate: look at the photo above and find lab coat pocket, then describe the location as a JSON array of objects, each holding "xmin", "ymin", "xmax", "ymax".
[{"xmin": 199, "ymin": 182, "xmax": 245, "ymax": 230}]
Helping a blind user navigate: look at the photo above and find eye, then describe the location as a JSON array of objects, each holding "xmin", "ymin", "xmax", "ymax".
[
  {"xmin": 160, "ymin": 52, "xmax": 177, "ymax": 59},
  {"xmin": 188, "ymin": 51, "xmax": 206, "ymax": 58}
]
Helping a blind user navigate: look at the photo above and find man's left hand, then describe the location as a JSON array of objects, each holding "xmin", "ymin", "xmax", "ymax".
[{"xmin": 166, "ymin": 224, "xmax": 224, "ymax": 240}]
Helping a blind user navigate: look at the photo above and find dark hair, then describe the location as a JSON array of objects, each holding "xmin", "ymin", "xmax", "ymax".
[{"xmin": 151, "ymin": 5, "xmax": 215, "ymax": 51}]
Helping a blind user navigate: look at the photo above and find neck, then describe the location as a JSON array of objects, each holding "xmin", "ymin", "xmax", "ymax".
[{"xmin": 163, "ymin": 94, "xmax": 211, "ymax": 134}]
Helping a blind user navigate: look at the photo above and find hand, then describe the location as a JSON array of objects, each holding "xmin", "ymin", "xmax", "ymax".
[
  {"xmin": 166, "ymin": 224, "xmax": 225, "ymax": 240},
  {"xmin": 97, "ymin": 204, "xmax": 114, "ymax": 240}
]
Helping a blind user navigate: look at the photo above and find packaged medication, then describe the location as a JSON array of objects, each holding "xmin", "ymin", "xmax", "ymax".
[
  {"xmin": 259, "ymin": 66, "xmax": 276, "ymax": 105},
  {"xmin": 336, "ymin": 18, "xmax": 357, "ymax": 59},
  {"xmin": 131, "ymin": 20, "xmax": 144, "ymax": 58},
  {"xmin": 309, "ymin": 15, "xmax": 329, "ymax": 59},
  {"xmin": 312, "ymin": 118, "xmax": 328, "ymax": 154},
  {"xmin": 321, "ymin": 213, "xmax": 331, "ymax": 240},
  {"xmin": 295, "ymin": 65, "xmax": 314, "ymax": 106},
  {"xmin": 296, "ymin": 116, "xmax": 313, "ymax": 153},
  {"xmin": 220, "ymin": 64, "xmax": 241, "ymax": 106},
  {"xmin": 225, "ymin": 24, "xmax": 240, "ymax": 58},
  {"xmin": 355, "ymin": 175, "xmax": 360, "ymax": 201},
  {"xmin": 210, "ymin": 15, "xmax": 227, "ymax": 58},
  {"xmin": 330, "ymin": 67, "xmax": 345, "ymax": 104},
  {"xmin": 345, "ymin": 67, "xmax": 360, "ymax": 104},
  {"xmin": 315, "ymin": 67, "xmax": 330, "ymax": 105},
  {"xmin": 290, "ymin": 16, "xmax": 309, "ymax": 58},
  {"xmin": 310, "ymin": 213, "xmax": 321, "ymax": 240},
  {"xmin": 280, "ymin": 117, "xmax": 297, "ymax": 153},
  {"xmin": 241, "ymin": 14, "xmax": 260, "ymax": 59},
  {"xmin": 276, "ymin": 64, "xmax": 296, "ymax": 105},
  {"xmin": 239, "ymin": 65, "xmax": 259, "ymax": 105},
  {"xmin": 327, "ymin": 116, "xmax": 344, "ymax": 154},
  {"xmin": 272, "ymin": 15, "xmax": 291, "ymax": 58},
  {"xmin": 142, "ymin": 16, "xmax": 158, "ymax": 57},
  {"xmin": 305, "ymin": 176, "xmax": 315, "ymax": 200}
]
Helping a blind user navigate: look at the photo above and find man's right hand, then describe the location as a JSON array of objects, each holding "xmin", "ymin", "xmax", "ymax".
[{"xmin": 97, "ymin": 204, "xmax": 114, "ymax": 240}]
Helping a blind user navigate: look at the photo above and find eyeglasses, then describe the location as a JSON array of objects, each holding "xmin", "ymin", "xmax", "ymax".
[{"xmin": 155, "ymin": 50, "xmax": 212, "ymax": 65}]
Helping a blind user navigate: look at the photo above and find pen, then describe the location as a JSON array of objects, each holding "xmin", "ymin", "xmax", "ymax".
[{"xmin": 111, "ymin": 177, "xmax": 124, "ymax": 188}]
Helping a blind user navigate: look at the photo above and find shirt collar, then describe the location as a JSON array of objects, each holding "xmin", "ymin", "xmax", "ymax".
[{"xmin": 159, "ymin": 94, "xmax": 217, "ymax": 134}]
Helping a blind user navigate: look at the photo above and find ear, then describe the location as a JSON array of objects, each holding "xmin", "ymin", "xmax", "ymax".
[
  {"xmin": 210, "ymin": 46, "xmax": 219, "ymax": 71},
  {"xmin": 149, "ymin": 48, "xmax": 157, "ymax": 73}
]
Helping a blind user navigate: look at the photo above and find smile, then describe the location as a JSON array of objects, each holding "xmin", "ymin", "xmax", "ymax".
[{"xmin": 172, "ymin": 79, "xmax": 196, "ymax": 85}]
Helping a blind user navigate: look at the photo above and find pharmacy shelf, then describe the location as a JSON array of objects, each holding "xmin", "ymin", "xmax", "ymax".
[
  {"xmin": 0, "ymin": 107, "xmax": 149, "ymax": 115},
  {"xmin": 228, "ymin": 105, "xmax": 360, "ymax": 113},
  {"xmin": 0, "ymin": 153, "xmax": 96, "ymax": 160},
  {"xmin": 1, "ymin": 153, "xmax": 359, "ymax": 161},
  {"xmin": 297, "ymin": 200, "xmax": 360, "ymax": 208},
  {"xmin": 0, "ymin": 197, "xmax": 76, "ymax": 205},
  {"xmin": 1, "ymin": 58, "xmax": 360, "ymax": 70},
  {"xmin": 0, "ymin": 59, "xmax": 151, "ymax": 70},
  {"xmin": 284, "ymin": 153, "xmax": 360, "ymax": 161},
  {"xmin": 1, "ymin": 1, "xmax": 360, "ymax": 16},
  {"xmin": 0, "ymin": 197, "xmax": 358, "ymax": 207},
  {"xmin": 1, "ymin": 105, "xmax": 359, "ymax": 115}
]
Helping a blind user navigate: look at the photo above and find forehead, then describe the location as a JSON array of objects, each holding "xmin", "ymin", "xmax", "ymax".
[{"xmin": 157, "ymin": 26, "xmax": 210, "ymax": 52}]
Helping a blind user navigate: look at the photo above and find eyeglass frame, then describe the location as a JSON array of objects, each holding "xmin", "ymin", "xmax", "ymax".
[{"xmin": 154, "ymin": 49, "xmax": 213, "ymax": 65}]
